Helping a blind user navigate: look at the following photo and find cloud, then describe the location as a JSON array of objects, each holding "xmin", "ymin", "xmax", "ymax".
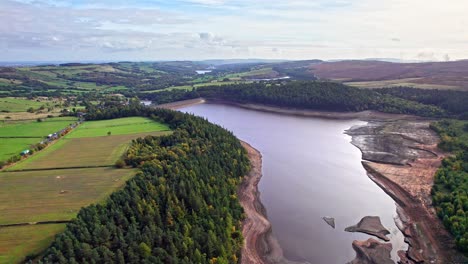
[
  {"xmin": 185, "ymin": 0, "xmax": 227, "ymax": 5},
  {"xmin": 1, "ymin": 0, "xmax": 468, "ymax": 61},
  {"xmin": 0, "ymin": 0, "xmax": 194, "ymax": 52}
]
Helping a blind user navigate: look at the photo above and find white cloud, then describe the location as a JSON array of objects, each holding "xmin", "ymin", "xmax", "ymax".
[{"xmin": 1, "ymin": 0, "xmax": 467, "ymax": 61}]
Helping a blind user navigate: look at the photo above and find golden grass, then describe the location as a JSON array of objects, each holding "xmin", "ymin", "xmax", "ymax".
[
  {"xmin": 0, "ymin": 167, "xmax": 136, "ymax": 224},
  {"xmin": 0, "ymin": 224, "xmax": 66, "ymax": 264},
  {"xmin": 345, "ymin": 78, "xmax": 460, "ymax": 90},
  {"xmin": 10, "ymin": 131, "xmax": 171, "ymax": 170}
]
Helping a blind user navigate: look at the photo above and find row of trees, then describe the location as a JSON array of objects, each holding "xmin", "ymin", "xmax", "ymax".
[
  {"xmin": 37, "ymin": 103, "xmax": 251, "ymax": 263},
  {"xmin": 197, "ymin": 82, "xmax": 448, "ymax": 117},
  {"xmin": 431, "ymin": 120, "xmax": 468, "ymax": 252}
]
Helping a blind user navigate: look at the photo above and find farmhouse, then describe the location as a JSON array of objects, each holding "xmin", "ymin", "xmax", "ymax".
[{"xmin": 20, "ymin": 149, "xmax": 30, "ymax": 156}]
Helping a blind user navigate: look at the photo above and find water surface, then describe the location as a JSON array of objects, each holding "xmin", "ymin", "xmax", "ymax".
[{"xmin": 182, "ymin": 103, "xmax": 405, "ymax": 263}]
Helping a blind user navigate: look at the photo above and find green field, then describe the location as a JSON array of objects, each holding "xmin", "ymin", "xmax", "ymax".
[
  {"xmin": 0, "ymin": 117, "xmax": 78, "ymax": 137},
  {"xmin": 0, "ymin": 98, "xmax": 45, "ymax": 113},
  {"xmin": 0, "ymin": 117, "xmax": 171, "ymax": 262},
  {"xmin": 0, "ymin": 168, "xmax": 136, "ymax": 224},
  {"xmin": 0, "ymin": 117, "xmax": 78, "ymax": 163},
  {"xmin": 0, "ymin": 224, "xmax": 66, "ymax": 264},
  {"xmin": 10, "ymin": 131, "xmax": 170, "ymax": 170},
  {"xmin": 153, "ymin": 80, "xmax": 248, "ymax": 93},
  {"xmin": 67, "ymin": 117, "xmax": 169, "ymax": 138},
  {"xmin": 0, "ymin": 138, "xmax": 39, "ymax": 162},
  {"xmin": 225, "ymin": 67, "xmax": 276, "ymax": 79}
]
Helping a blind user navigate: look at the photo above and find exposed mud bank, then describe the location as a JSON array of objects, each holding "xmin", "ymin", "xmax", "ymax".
[
  {"xmin": 155, "ymin": 98, "xmax": 206, "ymax": 110},
  {"xmin": 175, "ymin": 100, "xmax": 464, "ymax": 263},
  {"xmin": 239, "ymin": 141, "xmax": 306, "ymax": 264},
  {"xmin": 347, "ymin": 121, "xmax": 467, "ymax": 264},
  {"xmin": 208, "ymin": 100, "xmax": 420, "ymax": 121},
  {"xmin": 348, "ymin": 238, "xmax": 394, "ymax": 264},
  {"xmin": 345, "ymin": 216, "xmax": 391, "ymax": 242}
]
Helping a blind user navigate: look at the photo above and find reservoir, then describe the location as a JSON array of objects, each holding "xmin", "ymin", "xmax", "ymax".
[{"xmin": 181, "ymin": 103, "xmax": 405, "ymax": 263}]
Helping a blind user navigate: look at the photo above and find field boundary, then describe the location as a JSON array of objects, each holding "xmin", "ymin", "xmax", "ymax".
[
  {"xmin": 0, "ymin": 220, "xmax": 71, "ymax": 228},
  {"xmin": 4, "ymin": 165, "xmax": 114, "ymax": 173},
  {"xmin": 0, "ymin": 136, "xmax": 43, "ymax": 139}
]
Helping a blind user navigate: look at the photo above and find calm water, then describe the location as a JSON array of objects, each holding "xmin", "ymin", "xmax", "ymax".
[{"xmin": 182, "ymin": 103, "xmax": 405, "ymax": 264}]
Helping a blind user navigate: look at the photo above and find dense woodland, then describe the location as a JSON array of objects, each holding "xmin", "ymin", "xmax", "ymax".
[
  {"xmin": 197, "ymin": 82, "xmax": 450, "ymax": 118},
  {"xmin": 37, "ymin": 103, "xmax": 251, "ymax": 263},
  {"xmin": 378, "ymin": 87, "xmax": 468, "ymax": 119},
  {"xmin": 431, "ymin": 120, "xmax": 468, "ymax": 253},
  {"xmin": 138, "ymin": 90, "xmax": 199, "ymax": 105}
]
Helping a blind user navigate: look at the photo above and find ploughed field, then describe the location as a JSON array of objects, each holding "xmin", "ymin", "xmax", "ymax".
[{"xmin": 0, "ymin": 117, "xmax": 171, "ymax": 264}]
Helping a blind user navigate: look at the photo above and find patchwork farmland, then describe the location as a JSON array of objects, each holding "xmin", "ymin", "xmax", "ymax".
[
  {"xmin": 0, "ymin": 117, "xmax": 78, "ymax": 165},
  {"xmin": 0, "ymin": 117, "xmax": 171, "ymax": 264}
]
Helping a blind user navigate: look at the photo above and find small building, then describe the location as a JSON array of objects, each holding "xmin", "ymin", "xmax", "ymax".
[{"xmin": 20, "ymin": 150, "xmax": 30, "ymax": 156}]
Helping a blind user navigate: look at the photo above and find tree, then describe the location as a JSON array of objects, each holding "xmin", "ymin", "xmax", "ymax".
[
  {"xmin": 115, "ymin": 159, "xmax": 126, "ymax": 168},
  {"xmin": 138, "ymin": 242, "xmax": 151, "ymax": 258},
  {"xmin": 39, "ymin": 106, "xmax": 249, "ymax": 263}
]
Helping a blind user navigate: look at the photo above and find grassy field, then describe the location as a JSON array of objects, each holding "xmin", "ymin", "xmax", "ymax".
[
  {"xmin": 152, "ymin": 80, "xmax": 249, "ymax": 93},
  {"xmin": 0, "ymin": 111, "xmax": 68, "ymax": 121},
  {"xmin": 344, "ymin": 78, "xmax": 460, "ymax": 90},
  {"xmin": 0, "ymin": 117, "xmax": 171, "ymax": 262},
  {"xmin": 0, "ymin": 117, "xmax": 78, "ymax": 137},
  {"xmin": 225, "ymin": 67, "xmax": 277, "ymax": 79},
  {"xmin": 0, "ymin": 138, "xmax": 40, "ymax": 162},
  {"xmin": 0, "ymin": 98, "xmax": 46, "ymax": 112},
  {"xmin": 0, "ymin": 167, "xmax": 136, "ymax": 224},
  {"xmin": 0, "ymin": 117, "xmax": 78, "ymax": 163},
  {"xmin": 0, "ymin": 224, "xmax": 66, "ymax": 264},
  {"xmin": 67, "ymin": 117, "xmax": 169, "ymax": 138},
  {"xmin": 10, "ymin": 131, "xmax": 170, "ymax": 170}
]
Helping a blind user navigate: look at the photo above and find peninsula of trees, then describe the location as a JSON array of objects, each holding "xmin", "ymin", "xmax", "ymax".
[{"xmin": 37, "ymin": 103, "xmax": 250, "ymax": 263}]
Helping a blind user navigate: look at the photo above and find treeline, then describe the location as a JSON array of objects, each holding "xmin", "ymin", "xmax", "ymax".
[
  {"xmin": 379, "ymin": 87, "xmax": 468, "ymax": 119},
  {"xmin": 431, "ymin": 120, "xmax": 468, "ymax": 253},
  {"xmin": 197, "ymin": 82, "xmax": 448, "ymax": 117},
  {"xmin": 37, "ymin": 104, "xmax": 250, "ymax": 263},
  {"xmin": 138, "ymin": 90, "xmax": 200, "ymax": 105}
]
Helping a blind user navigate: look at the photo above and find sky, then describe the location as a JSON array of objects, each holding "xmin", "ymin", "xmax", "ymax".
[{"xmin": 1, "ymin": 0, "xmax": 467, "ymax": 62}]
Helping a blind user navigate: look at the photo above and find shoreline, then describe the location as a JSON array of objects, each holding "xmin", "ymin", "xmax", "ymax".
[
  {"xmin": 230, "ymin": 102, "xmax": 461, "ymax": 263},
  {"xmin": 155, "ymin": 98, "xmax": 206, "ymax": 110},
  {"xmin": 207, "ymin": 100, "xmax": 425, "ymax": 121},
  {"xmin": 239, "ymin": 141, "xmax": 306, "ymax": 264},
  {"xmin": 168, "ymin": 99, "xmax": 461, "ymax": 263},
  {"xmin": 347, "ymin": 122, "xmax": 466, "ymax": 264}
]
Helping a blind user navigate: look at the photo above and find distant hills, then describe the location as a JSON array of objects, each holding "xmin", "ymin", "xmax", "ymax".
[
  {"xmin": 1, "ymin": 58, "xmax": 467, "ymax": 91},
  {"xmin": 310, "ymin": 60, "xmax": 468, "ymax": 91}
]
